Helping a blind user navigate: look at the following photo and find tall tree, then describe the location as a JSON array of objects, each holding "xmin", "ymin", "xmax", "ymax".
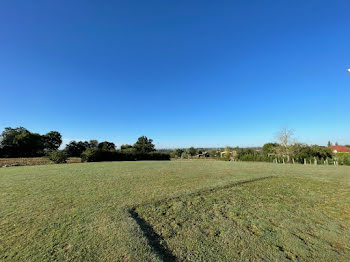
[
  {"xmin": 275, "ymin": 127, "xmax": 295, "ymax": 161},
  {"xmin": 44, "ymin": 131, "xmax": 62, "ymax": 152},
  {"xmin": 133, "ymin": 136, "xmax": 155, "ymax": 153}
]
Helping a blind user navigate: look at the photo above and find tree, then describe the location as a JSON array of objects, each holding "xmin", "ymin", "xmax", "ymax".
[
  {"xmin": 187, "ymin": 147, "xmax": 197, "ymax": 156},
  {"xmin": 327, "ymin": 141, "xmax": 332, "ymax": 147},
  {"xmin": 262, "ymin": 143, "xmax": 279, "ymax": 155},
  {"xmin": 44, "ymin": 131, "xmax": 62, "ymax": 152},
  {"xmin": 275, "ymin": 127, "xmax": 295, "ymax": 161},
  {"xmin": 98, "ymin": 141, "xmax": 116, "ymax": 151},
  {"xmin": 0, "ymin": 127, "xmax": 44, "ymax": 157},
  {"xmin": 133, "ymin": 136, "xmax": 155, "ymax": 153},
  {"xmin": 14, "ymin": 131, "xmax": 44, "ymax": 157},
  {"xmin": 120, "ymin": 144, "xmax": 133, "ymax": 150},
  {"xmin": 0, "ymin": 127, "xmax": 28, "ymax": 157},
  {"xmin": 174, "ymin": 149, "xmax": 184, "ymax": 158},
  {"xmin": 335, "ymin": 142, "xmax": 339, "ymax": 146},
  {"xmin": 89, "ymin": 140, "xmax": 99, "ymax": 149},
  {"xmin": 65, "ymin": 141, "xmax": 90, "ymax": 157}
]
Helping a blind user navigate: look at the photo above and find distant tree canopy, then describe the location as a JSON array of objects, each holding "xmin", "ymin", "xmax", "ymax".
[
  {"xmin": 98, "ymin": 141, "xmax": 116, "ymax": 151},
  {"xmin": 0, "ymin": 127, "xmax": 168, "ymax": 161},
  {"xmin": 89, "ymin": 140, "xmax": 99, "ymax": 149},
  {"xmin": 262, "ymin": 143, "xmax": 279, "ymax": 155},
  {"xmin": 120, "ymin": 144, "xmax": 133, "ymax": 150},
  {"xmin": 0, "ymin": 127, "xmax": 62, "ymax": 157},
  {"xmin": 133, "ymin": 136, "xmax": 155, "ymax": 153},
  {"xmin": 65, "ymin": 141, "xmax": 90, "ymax": 157},
  {"xmin": 187, "ymin": 147, "xmax": 197, "ymax": 156},
  {"xmin": 174, "ymin": 149, "xmax": 184, "ymax": 158}
]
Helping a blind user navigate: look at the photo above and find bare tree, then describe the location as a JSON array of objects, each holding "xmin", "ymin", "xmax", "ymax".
[{"xmin": 275, "ymin": 127, "xmax": 295, "ymax": 162}]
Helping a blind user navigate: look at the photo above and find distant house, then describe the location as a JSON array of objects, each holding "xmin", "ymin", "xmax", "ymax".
[{"xmin": 328, "ymin": 145, "xmax": 350, "ymax": 153}]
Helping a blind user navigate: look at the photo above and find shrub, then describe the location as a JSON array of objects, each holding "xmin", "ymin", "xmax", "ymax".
[
  {"xmin": 49, "ymin": 150, "xmax": 68, "ymax": 164},
  {"xmin": 81, "ymin": 149, "xmax": 170, "ymax": 162},
  {"xmin": 337, "ymin": 153, "xmax": 350, "ymax": 166}
]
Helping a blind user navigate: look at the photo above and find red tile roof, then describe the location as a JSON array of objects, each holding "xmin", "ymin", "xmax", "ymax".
[{"xmin": 329, "ymin": 145, "xmax": 350, "ymax": 152}]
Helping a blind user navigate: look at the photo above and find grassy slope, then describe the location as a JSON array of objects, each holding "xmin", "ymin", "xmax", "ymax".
[{"xmin": 0, "ymin": 161, "xmax": 349, "ymax": 261}]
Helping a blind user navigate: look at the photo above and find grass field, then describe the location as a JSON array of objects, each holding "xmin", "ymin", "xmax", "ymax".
[{"xmin": 1, "ymin": 161, "xmax": 349, "ymax": 261}]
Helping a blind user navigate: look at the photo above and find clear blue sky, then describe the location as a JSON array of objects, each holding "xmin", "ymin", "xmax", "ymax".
[{"xmin": 1, "ymin": 1, "xmax": 349, "ymax": 148}]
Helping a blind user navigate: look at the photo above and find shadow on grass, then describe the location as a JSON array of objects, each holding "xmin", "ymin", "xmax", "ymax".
[
  {"xmin": 129, "ymin": 208, "xmax": 178, "ymax": 262},
  {"xmin": 128, "ymin": 176, "xmax": 276, "ymax": 262}
]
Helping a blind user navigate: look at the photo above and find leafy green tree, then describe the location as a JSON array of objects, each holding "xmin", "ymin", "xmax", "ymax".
[
  {"xmin": 120, "ymin": 144, "xmax": 133, "ymax": 150},
  {"xmin": 98, "ymin": 141, "xmax": 116, "ymax": 151},
  {"xmin": 65, "ymin": 141, "xmax": 90, "ymax": 157},
  {"xmin": 187, "ymin": 147, "xmax": 197, "ymax": 156},
  {"xmin": 174, "ymin": 149, "xmax": 184, "ymax": 158},
  {"xmin": 262, "ymin": 143, "xmax": 279, "ymax": 155},
  {"xmin": 0, "ymin": 127, "xmax": 28, "ymax": 157},
  {"xmin": 89, "ymin": 140, "xmax": 99, "ymax": 148},
  {"xmin": 327, "ymin": 141, "xmax": 332, "ymax": 147},
  {"xmin": 14, "ymin": 131, "xmax": 44, "ymax": 157},
  {"xmin": 0, "ymin": 127, "xmax": 44, "ymax": 157},
  {"xmin": 44, "ymin": 131, "xmax": 62, "ymax": 152},
  {"xmin": 133, "ymin": 136, "xmax": 155, "ymax": 153}
]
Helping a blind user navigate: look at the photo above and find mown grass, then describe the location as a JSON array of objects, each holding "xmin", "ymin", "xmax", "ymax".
[
  {"xmin": 135, "ymin": 176, "xmax": 350, "ymax": 261},
  {"xmin": 0, "ymin": 161, "xmax": 349, "ymax": 261}
]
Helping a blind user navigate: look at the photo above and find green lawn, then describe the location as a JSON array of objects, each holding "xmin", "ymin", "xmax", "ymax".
[{"xmin": 1, "ymin": 161, "xmax": 349, "ymax": 261}]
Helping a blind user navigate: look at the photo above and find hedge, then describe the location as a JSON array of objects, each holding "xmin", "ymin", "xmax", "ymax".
[{"xmin": 81, "ymin": 148, "xmax": 170, "ymax": 162}]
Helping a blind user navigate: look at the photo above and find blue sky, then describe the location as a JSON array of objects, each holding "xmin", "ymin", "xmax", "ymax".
[{"xmin": 1, "ymin": 1, "xmax": 349, "ymax": 148}]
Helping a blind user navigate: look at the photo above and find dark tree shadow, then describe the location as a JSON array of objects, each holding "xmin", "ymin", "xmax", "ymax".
[{"xmin": 129, "ymin": 208, "xmax": 178, "ymax": 262}]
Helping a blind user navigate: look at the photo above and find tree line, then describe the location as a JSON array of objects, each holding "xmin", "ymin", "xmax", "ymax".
[
  {"xmin": 0, "ymin": 127, "xmax": 62, "ymax": 157},
  {"xmin": 0, "ymin": 127, "xmax": 169, "ymax": 163},
  {"xmin": 169, "ymin": 128, "xmax": 350, "ymax": 165}
]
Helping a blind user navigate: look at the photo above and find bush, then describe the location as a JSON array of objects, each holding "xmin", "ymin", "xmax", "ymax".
[
  {"xmin": 337, "ymin": 153, "xmax": 350, "ymax": 166},
  {"xmin": 49, "ymin": 150, "xmax": 68, "ymax": 164},
  {"xmin": 81, "ymin": 149, "xmax": 170, "ymax": 162}
]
